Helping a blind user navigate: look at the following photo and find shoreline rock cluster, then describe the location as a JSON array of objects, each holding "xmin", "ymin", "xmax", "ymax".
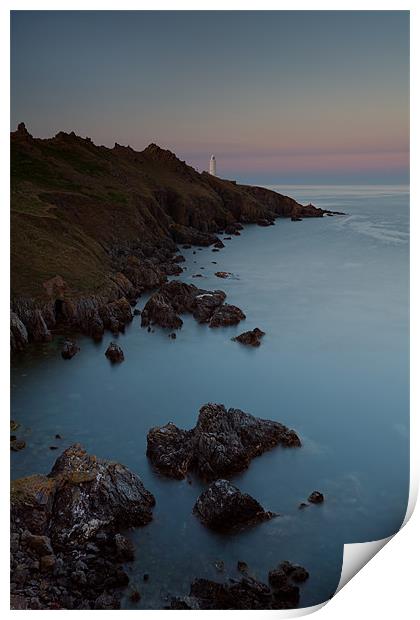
[
  {"xmin": 141, "ymin": 280, "xmax": 245, "ymax": 330},
  {"xmin": 11, "ymin": 444, "xmax": 155, "ymax": 610},
  {"xmin": 169, "ymin": 559, "xmax": 310, "ymax": 609}
]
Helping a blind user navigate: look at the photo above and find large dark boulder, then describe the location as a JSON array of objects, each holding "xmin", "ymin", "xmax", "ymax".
[
  {"xmin": 147, "ymin": 403, "xmax": 301, "ymax": 480},
  {"xmin": 193, "ymin": 479, "xmax": 274, "ymax": 531},
  {"xmin": 191, "ymin": 290, "xmax": 226, "ymax": 323},
  {"xmin": 145, "ymin": 423, "xmax": 195, "ymax": 479}
]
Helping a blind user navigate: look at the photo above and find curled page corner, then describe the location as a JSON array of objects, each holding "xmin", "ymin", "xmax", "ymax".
[
  {"xmin": 333, "ymin": 472, "xmax": 418, "ymax": 598},
  {"xmin": 334, "ymin": 535, "xmax": 393, "ymax": 595}
]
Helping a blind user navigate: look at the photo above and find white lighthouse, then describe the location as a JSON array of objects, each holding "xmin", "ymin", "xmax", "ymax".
[{"xmin": 209, "ymin": 155, "xmax": 217, "ymax": 176}]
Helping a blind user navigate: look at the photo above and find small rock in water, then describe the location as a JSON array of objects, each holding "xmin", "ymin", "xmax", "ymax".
[
  {"xmin": 105, "ymin": 342, "xmax": 124, "ymax": 363},
  {"xmin": 169, "ymin": 332, "xmax": 177, "ymax": 339},
  {"xmin": 298, "ymin": 502, "xmax": 308, "ymax": 509},
  {"xmin": 308, "ymin": 491, "xmax": 324, "ymax": 504},
  {"xmin": 49, "ymin": 446, "xmax": 59, "ymax": 451},
  {"xmin": 214, "ymin": 560, "xmax": 225, "ymax": 572},
  {"xmin": 233, "ymin": 328, "xmax": 265, "ymax": 347},
  {"xmin": 130, "ymin": 590, "xmax": 141, "ymax": 603},
  {"xmin": 211, "ymin": 261, "xmax": 217, "ymax": 264},
  {"xmin": 214, "ymin": 271, "xmax": 231, "ymax": 279},
  {"xmin": 237, "ymin": 560, "xmax": 248, "ymax": 573},
  {"xmin": 61, "ymin": 339, "xmax": 80, "ymax": 360},
  {"xmin": 11, "ymin": 420, "xmax": 20, "ymax": 431},
  {"xmin": 133, "ymin": 309, "xmax": 141, "ymax": 316},
  {"xmin": 143, "ymin": 573, "xmax": 150, "ymax": 582},
  {"xmin": 55, "ymin": 434, "xmax": 62, "ymax": 440}
]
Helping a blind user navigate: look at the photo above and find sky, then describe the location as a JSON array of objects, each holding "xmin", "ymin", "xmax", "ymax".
[{"xmin": 11, "ymin": 10, "xmax": 409, "ymax": 184}]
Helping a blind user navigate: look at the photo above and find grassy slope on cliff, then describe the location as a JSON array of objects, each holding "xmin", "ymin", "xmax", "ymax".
[{"xmin": 11, "ymin": 124, "xmax": 310, "ymax": 301}]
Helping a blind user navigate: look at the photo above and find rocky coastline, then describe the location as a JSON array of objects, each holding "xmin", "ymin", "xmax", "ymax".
[
  {"xmin": 11, "ymin": 123, "xmax": 332, "ymax": 609},
  {"xmin": 10, "ymin": 123, "xmax": 340, "ymax": 353}
]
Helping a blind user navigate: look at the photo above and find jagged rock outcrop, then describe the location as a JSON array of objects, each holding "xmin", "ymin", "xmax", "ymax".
[
  {"xmin": 193, "ymin": 479, "xmax": 275, "ymax": 531},
  {"xmin": 147, "ymin": 403, "xmax": 301, "ymax": 480},
  {"xmin": 10, "ymin": 444, "xmax": 155, "ymax": 609},
  {"xmin": 141, "ymin": 280, "xmax": 233, "ymax": 329},
  {"xmin": 233, "ymin": 327, "xmax": 265, "ymax": 347}
]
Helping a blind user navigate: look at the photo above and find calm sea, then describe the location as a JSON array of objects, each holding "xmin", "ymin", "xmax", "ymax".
[{"xmin": 11, "ymin": 185, "xmax": 409, "ymax": 608}]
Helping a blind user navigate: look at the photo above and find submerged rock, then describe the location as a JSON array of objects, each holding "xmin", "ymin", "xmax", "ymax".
[
  {"xmin": 11, "ymin": 444, "xmax": 155, "ymax": 609},
  {"xmin": 11, "ymin": 439, "xmax": 26, "ymax": 452},
  {"xmin": 308, "ymin": 491, "xmax": 324, "ymax": 504},
  {"xmin": 61, "ymin": 339, "xmax": 80, "ymax": 359},
  {"xmin": 105, "ymin": 342, "xmax": 124, "ymax": 363},
  {"xmin": 233, "ymin": 327, "xmax": 265, "ymax": 347},
  {"xmin": 147, "ymin": 403, "xmax": 301, "ymax": 480},
  {"xmin": 193, "ymin": 479, "xmax": 275, "ymax": 531}
]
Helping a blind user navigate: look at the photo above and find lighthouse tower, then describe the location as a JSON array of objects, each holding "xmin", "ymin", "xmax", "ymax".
[{"xmin": 209, "ymin": 155, "xmax": 217, "ymax": 176}]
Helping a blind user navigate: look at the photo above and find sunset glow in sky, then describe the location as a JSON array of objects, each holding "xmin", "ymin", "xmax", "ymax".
[{"xmin": 11, "ymin": 10, "xmax": 409, "ymax": 184}]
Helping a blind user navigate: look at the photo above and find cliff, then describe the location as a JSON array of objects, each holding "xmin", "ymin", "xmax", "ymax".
[{"xmin": 10, "ymin": 123, "xmax": 326, "ymax": 351}]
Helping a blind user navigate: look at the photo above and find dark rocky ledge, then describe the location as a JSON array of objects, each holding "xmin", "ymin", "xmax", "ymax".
[
  {"xmin": 10, "ymin": 444, "xmax": 155, "ymax": 609},
  {"xmin": 146, "ymin": 403, "xmax": 301, "ymax": 480},
  {"xmin": 193, "ymin": 479, "xmax": 275, "ymax": 531},
  {"xmin": 168, "ymin": 560, "xmax": 309, "ymax": 609}
]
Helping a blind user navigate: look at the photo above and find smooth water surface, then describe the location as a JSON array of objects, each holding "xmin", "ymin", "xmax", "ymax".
[{"xmin": 11, "ymin": 185, "xmax": 409, "ymax": 608}]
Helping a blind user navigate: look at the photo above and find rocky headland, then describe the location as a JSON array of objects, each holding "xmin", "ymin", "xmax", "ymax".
[{"xmin": 11, "ymin": 123, "xmax": 335, "ymax": 352}]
